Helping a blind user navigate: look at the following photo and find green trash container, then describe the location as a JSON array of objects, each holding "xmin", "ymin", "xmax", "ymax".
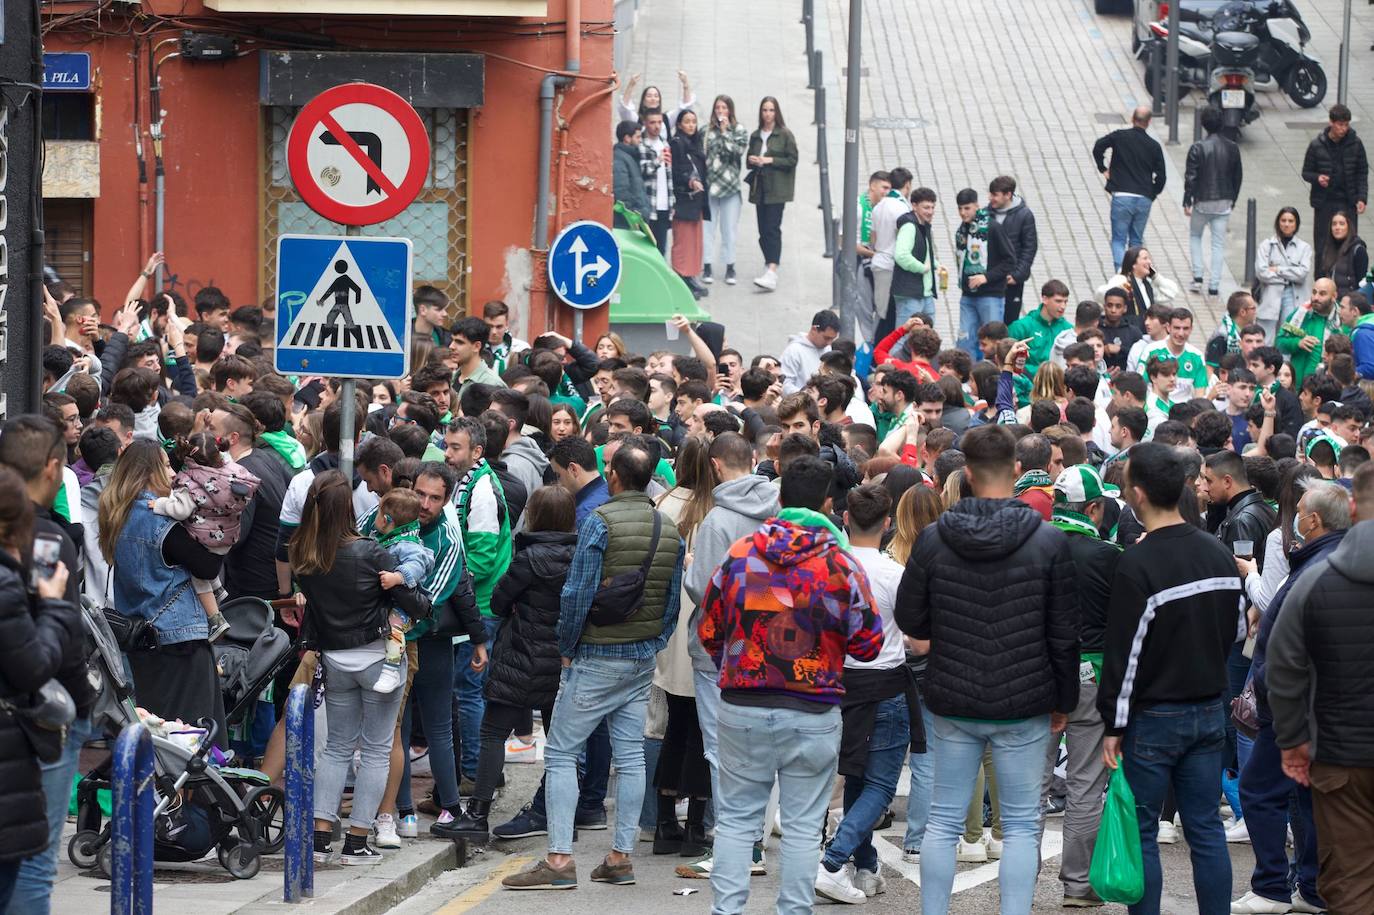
[{"xmin": 606, "ymin": 205, "xmax": 710, "ymax": 356}]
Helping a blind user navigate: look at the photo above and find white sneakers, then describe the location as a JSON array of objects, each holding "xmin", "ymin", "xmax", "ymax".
[
  {"xmin": 1156, "ymin": 820, "xmax": 1180, "ymax": 845},
  {"xmin": 1230, "ymin": 890, "xmax": 1299, "ymax": 913},
  {"xmin": 373, "ymin": 813, "xmax": 401, "ymax": 849},
  {"xmin": 815, "ymin": 862, "xmax": 866, "ymax": 904},
  {"xmin": 396, "ymin": 814, "xmax": 418, "ymax": 838},
  {"xmin": 753, "ymin": 269, "xmax": 778, "ymax": 291},
  {"xmin": 1226, "ymin": 818, "xmax": 1251, "ymax": 843},
  {"xmin": 1289, "ymin": 891, "xmax": 1327, "ymax": 913},
  {"xmin": 854, "ymin": 863, "xmax": 885, "ymax": 897},
  {"xmin": 956, "ymin": 838, "xmax": 988, "ymax": 863}
]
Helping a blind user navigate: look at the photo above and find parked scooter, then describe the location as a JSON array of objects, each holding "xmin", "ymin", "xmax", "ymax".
[{"xmin": 1138, "ymin": 0, "xmax": 1326, "ymax": 136}]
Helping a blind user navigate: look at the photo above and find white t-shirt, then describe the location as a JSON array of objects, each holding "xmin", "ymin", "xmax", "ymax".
[{"xmin": 846, "ymin": 546, "xmax": 908, "ymax": 670}]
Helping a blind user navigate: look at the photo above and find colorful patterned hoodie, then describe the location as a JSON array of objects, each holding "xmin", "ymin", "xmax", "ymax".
[{"xmin": 699, "ymin": 512, "xmax": 882, "ymax": 707}]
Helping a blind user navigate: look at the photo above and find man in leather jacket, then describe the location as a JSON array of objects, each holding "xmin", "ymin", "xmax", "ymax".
[
  {"xmin": 1183, "ymin": 107, "xmax": 1243, "ymax": 295},
  {"xmin": 1202, "ymin": 451, "xmax": 1278, "ymax": 564}
]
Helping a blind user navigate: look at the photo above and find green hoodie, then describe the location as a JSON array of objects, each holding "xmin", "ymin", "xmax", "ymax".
[
  {"xmin": 260, "ymin": 429, "xmax": 307, "ymax": 471},
  {"xmin": 454, "ymin": 460, "xmax": 512, "ymax": 617}
]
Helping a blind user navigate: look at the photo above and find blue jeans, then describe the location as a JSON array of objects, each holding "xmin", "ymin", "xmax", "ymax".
[
  {"xmin": 920, "ymin": 714, "xmax": 1051, "ymax": 915},
  {"xmin": 314, "ymin": 656, "xmax": 404, "ymax": 830},
  {"xmin": 1226, "ymin": 642, "xmax": 1252, "ymax": 772},
  {"xmin": 710, "ymin": 703, "xmax": 840, "ymax": 915},
  {"xmin": 400, "ymin": 636, "xmax": 460, "ymax": 811},
  {"xmin": 545, "ymin": 654, "xmax": 655, "ymax": 855},
  {"xmin": 902, "ymin": 713, "xmax": 935, "ymax": 853},
  {"xmin": 8, "ymin": 716, "xmax": 95, "ymax": 915},
  {"xmin": 894, "ymin": 295, "xmax": 936, "ymax": 327},
  {"xmin": 825, "ymin": 694, "xmax": 910, "ymax": 873},
  {"xmin": 1189, "ymin": 209, "xmax": 1230, "ymax": 287},
  {"xmin": 530, "ymin": 718, "xmax": 610, "ymax": 821},
  {"xmin": 704, "ymin": 192, "xmax": 743, "ymax": 268},
  {"xmin": 454, "ymin": 618, "xmax": 501, "ymax": 779},
  {"xmin": 638, "ymin": 736, "xmax": 663, "ymax": 832},
  {"xmin": 1241, "ymin": 722, "xmax": 1322, "ymax": 906},
  {"xmin": 1121, "ymin": 700, "xmax": 1231, "ymax": 915},
  {"xmin": 958, "ymin": 294, "xmax": 1005, "ymax": 358},
  {"xmin": 1111, "ymin": 195, "xmax": 1153, "ymax": 269}
]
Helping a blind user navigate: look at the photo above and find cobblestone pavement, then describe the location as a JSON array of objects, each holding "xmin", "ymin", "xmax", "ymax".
[{"xmin": 617, "ymin": 0, "xmax": 1372, "ymax": 357}]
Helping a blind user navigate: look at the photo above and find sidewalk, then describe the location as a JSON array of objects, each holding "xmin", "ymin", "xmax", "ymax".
[{"xmin": 615, "ymin": 0, "xmax": 835, "ymax": 358}]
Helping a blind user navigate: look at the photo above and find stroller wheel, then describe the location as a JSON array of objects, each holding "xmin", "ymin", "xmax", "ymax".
[
  {"xmin": 96, "ymin": 842, "xmax": 114, "ymax": 879},
  {"xmin": 218, "ymin": 843, "xmax": 261, "ymax": 880},
  {"xmin": 243, "ymin": 785, "xmax": 286, "ymax": 854},
  {"xmin": 68, "ymin": 830, "xmax": 102, "ymax": 869}
]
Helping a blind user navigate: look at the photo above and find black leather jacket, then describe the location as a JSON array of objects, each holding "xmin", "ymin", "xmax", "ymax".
[
  {"xmin": 298, "ymin": 539, "xmax": 431, "ymax": 651},
  {"xmin": 1183, "ymin": 133, "xmax": 1243, "ymax": 208},
  {"xmin": 1215, "ymin": 489, "xmax": 1277, "ymax": 567}
]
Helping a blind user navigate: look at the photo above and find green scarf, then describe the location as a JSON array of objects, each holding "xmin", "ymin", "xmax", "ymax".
[
  {"xmin": 777, "ymin": 507, "xmax": 849, "ymax": 550},
  {"xmin": 1012, "ymin": 469, "xmax": 1053, "ymax": 497},
  {"xmin": 260, "ymin": 429, "xmax": 307, "ymax": 470},
  {"xmin": 377, "ymin": 519, "xmax": 423, "ymax": 549},
  {"xmin": 1220, "ymin": 313, "xmax": 1242, "ymax": 355},
  {"xmin": 1051, "ymin": 507, "xmax": 1102, "ymax": 540}
]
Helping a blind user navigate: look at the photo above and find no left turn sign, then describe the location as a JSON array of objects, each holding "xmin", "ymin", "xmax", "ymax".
[{"xmin": 287, "ymin": 82, "xmax": 431, "ymax": 226}]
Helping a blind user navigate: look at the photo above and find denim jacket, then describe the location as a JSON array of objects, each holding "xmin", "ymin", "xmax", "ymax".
[{"xmin": 113, "ymin": 492, "xmax": 206, "ymax": 645}]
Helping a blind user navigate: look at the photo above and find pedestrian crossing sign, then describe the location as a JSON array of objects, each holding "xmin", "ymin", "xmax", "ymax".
[{"xmin": 274, "ymin": 234, "xmax": 413, "ymax": 380}]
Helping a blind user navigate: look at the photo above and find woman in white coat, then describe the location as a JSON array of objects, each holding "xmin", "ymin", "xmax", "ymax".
[{"xmin": 1253, "ymin": 207, "xmax": 1313, "ymax": 342}]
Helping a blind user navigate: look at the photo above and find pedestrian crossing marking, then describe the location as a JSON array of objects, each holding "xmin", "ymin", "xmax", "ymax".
[{"xmin": 279, "ymin": 241, "xmax": 401, "ymax": 355}]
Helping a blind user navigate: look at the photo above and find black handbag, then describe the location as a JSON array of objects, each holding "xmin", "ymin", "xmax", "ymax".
[
  {"xmin": 1, "ymin": 679, "xmax": 76, "ymax": 763},
  {"xmin": 586, "ymin": 512, "xmax": 663, "ymax": 628},
  {"xmin": 102, "ymin": 577, "xmax": 190, "ymax": 653}
]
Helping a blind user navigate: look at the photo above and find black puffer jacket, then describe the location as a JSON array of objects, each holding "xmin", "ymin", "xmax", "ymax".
[
  {"xmin": 895, "ymin": 497, "xmax": 1080, "ymax": 720},
  {"xmin": 1268, "ymin": 521, "xmax": 1374, "ymax": 766},
  {"xmin": 0, "ymin": 551, "xmax": 83, "ymax": 862},
  {"xmin": 485, "ymin": 531, "xmax": 577, "ymax": 709},
  {"xmin": 1301, "ymin": 127, "xmax": 1369, "ymax": 209}
]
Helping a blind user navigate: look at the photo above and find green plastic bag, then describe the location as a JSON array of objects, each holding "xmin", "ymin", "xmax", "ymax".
[{"xmin": 1089, "ymin": 765, "xmax": 1145, "ymax": 904}]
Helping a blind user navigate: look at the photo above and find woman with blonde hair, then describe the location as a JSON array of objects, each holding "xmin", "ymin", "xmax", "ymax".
[
  {"xmin": 886, "ymin": 484, "xmax": 945, "ymax": 566},
  {"xmin": 1017, "ymin": 361, "xmax": 1068, "ymax": 424},
  {"xmin": 651, "ymin": 435, "xmax": 716, "ymax": 858},
  {"xmin": 98, "ymin": 439, "xmax": 226, "ymax": 740},
  {"xmin": 594, "ymin": 332, "xmax": 627, "ymax": 362}
]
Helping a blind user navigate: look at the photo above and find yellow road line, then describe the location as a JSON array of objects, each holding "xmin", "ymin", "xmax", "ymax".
[{"xmin": 433, "ymin": 855, "xmax": 535, "ymax": 915}]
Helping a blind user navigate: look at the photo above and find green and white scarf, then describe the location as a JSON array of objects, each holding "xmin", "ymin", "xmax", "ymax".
[
  {"xmin": 1012, "ymin": 469, "xmax": 1053, "ymax": 497},
  {"xmin": 1050, "ymin": 507, "xmax": 1101, "ymax": 540}
]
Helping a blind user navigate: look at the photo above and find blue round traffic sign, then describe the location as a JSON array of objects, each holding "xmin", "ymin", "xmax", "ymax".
[{"xmin": 548, "ymin": 220, "xmax": 622, "ymax": 310}]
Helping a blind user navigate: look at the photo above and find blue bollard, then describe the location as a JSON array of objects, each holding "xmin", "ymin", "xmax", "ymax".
[
  {"xmin": 111, "ymin": 723, "xmax": 155, "ymax": 915},
  {"xmin": 284, "ymin": 683, "xmax": 315, "ymax": 902}
]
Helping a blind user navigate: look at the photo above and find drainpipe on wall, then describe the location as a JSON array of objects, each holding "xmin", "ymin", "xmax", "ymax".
[{"xmin": 531, "ymin": 0, "xmax": 581, "ymax": 338}]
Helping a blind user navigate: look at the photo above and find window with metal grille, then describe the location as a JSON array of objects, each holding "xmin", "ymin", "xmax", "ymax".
[{"xmin": 261, "ymin": 106, "xmax": 469, "ymax": 321}]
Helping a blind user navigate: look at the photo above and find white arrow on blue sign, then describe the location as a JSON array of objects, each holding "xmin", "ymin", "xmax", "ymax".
[
  {"xmin": 548, "ymin": 220, "xmax": 621, "ymax": 310},
  {"xmin": 274, "ymin": 234, "xmax": 413, "ymax": 380}
]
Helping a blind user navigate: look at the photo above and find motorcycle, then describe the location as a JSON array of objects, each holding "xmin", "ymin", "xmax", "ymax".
[
  {"xmin": 1139, "ymin": 0, "xmax": 1327, "ymax": 132},
  {"xmin": 1140, "ymin": 17, "xmax": 1260, "ymax": 137},
  {"xmin": 1248, "ymin": 0, "xmax": 1326, "ymax": 108}
]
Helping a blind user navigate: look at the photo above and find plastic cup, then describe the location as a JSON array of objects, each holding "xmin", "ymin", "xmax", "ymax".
[
  {"xmin": 1233, "ymin": 540, "xmax": 1253, "ymax": 559},
  {"xmin": 665, "ymin": 320, "xmax": 680, "ymax": 341}
]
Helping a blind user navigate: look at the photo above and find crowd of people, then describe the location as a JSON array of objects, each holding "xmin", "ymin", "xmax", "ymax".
[
  {"xmin": 1, "ymin": 94, "xmax": 1373, "ymax": 915},
  {"xmin": 612, "ymin": 72, "xmax": 799, "ymax": 294}
]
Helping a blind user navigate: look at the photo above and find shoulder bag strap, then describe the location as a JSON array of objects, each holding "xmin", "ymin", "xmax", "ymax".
[{"xmin": 639, "ymin": 511, "xmax": 663, "ymax": 580}]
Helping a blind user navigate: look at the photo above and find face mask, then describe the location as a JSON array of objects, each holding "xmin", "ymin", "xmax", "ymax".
[{"xmin": 1292, "ymin": 513, "xmax": 1308, "ymax": 544}]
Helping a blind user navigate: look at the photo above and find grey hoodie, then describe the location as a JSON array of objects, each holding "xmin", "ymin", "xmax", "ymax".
[
  {"xmin": 684, "ymin": 474, "xmax": 780, "ymax": 674},
  {"xmin": 502, "ymin": 435, "xmax": 549, "ymax": 517},
  {"xmin": 780, "ymin": 332, "xmax": 831, "ymax": 395}
]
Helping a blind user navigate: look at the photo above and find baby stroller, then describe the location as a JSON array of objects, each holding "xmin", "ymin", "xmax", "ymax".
[{"xmin": 68, "ymin": 597, "xmax": 297, "ymax": 880}]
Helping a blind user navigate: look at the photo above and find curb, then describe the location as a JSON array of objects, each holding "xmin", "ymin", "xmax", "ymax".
[{"xmin": 233, "ymin": 839, "xmax": 461, "ymax": 914}]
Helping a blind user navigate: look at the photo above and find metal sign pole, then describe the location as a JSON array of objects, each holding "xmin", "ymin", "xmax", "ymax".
[
  {"xmin": 1337, "ymin": 0, "xmax": 1352, "ymax": 105},
  {"xmin": 837, "ymin": 0, "xmax": 863, "ymax": 332},
  {"xmin": 339, "ymin": 223, "xmax": 362, "ymax": 482},
  {"xmin": 1166, "ymin": 0, "xmax": 1181, "ymax": 145}
]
